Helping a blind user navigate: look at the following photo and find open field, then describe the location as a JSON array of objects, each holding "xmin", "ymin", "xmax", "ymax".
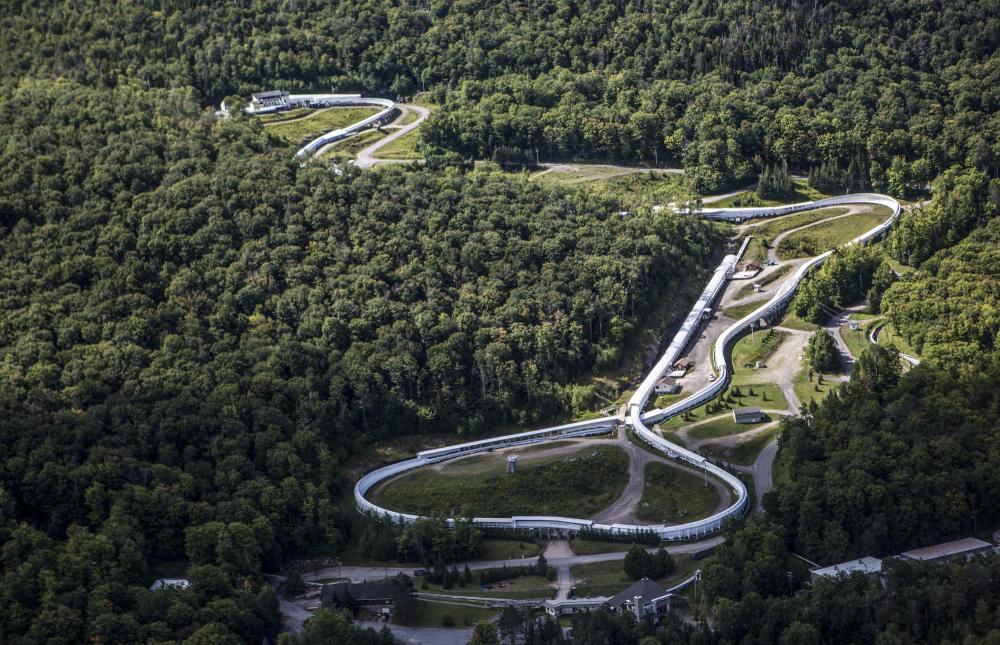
[
  {"xmin": 686, "ymin": 413, "xmax": 771, "ymax": 441},
  {"xmin": 321, "ymin": 129, "xmax": 389, "ymax": 161},
  {"xmin": 635, "ymin": 462, "xmax": 725, "ymax": 523},
  {"xmin": 372, "ymin": 445, "xmax": 629, "ymax": 517},
  {"xmin": 419, "ymin": 574, "xmax": 554, "ymax": 600},
  {"xmin": 730, "ymin": 329, "xmax": 789, "ymax": 369},
  {"xmin": 266, "ymin": 106, "xmax": 381, "ymax": 143},
  {"xmin": 394, "ymin": 600, "xmax": 497, "ymax": 628},
  {"xmin": 733, "ymin": 264, "xmax": 792, "ymax": 300},
  {"xmin": 700, "ymin": 425, "xmax": 781, "ymax": 466},
  {"xmin": 777, "ymin": 208, "xmax": 893, "ymax": 259},
  {"xmin": 477, "ymin": 539, "xmax": 544, "ymax": 561},
  {"xmin": 792, "ymin": 366, "xmax": 839, "ymax": 406},
  {"xmin": 777, "ymin": 310, "xmax": 820, "ymax": 332},
  {"xmin": 744, "ymin": 207, "xmax": 848, "ymax": 235},
  {"xmin": 722, "ymin": 300, "xmax": 767, "ymax": 320},
  {"xmin": 840, "ymin": 318, "xmax": 877, "ymax": 359},
  {"xmin": 532, "ymin": 167, "xmax": 684, "ymax": 209},
  {"xmin": 570, "ymin": 555, "xmax": 698, "ymax": 598},
  {"xmin": 568, "ymin": 538, "xmax": 647, "ymax": 556},
  {"xmin": 376, "ymin": 126, "xmax": 424, "ymax": 159}
]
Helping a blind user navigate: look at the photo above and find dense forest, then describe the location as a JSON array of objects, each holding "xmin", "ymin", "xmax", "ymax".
[
  {"xmin": 1, "ymin": 0, "xmax": 998, "ymax": 191},
  {"xmin": 1, "ymin": 0, "xmax": 999, "ymax": 643}
]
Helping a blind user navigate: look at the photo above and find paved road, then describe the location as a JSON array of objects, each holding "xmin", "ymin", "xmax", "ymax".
[
  {"xmin": 355, "ymin": 104, "xmax": 430, "ymax": 168},
  {"xmin": 305, "ymin": 536, "xmax": 724, "ymax": 584},
  {"xmin": 750, "ymin": 440, "xmax": 779, "ymax": 509}
]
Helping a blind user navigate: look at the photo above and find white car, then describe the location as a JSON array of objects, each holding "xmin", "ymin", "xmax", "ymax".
[{"xmin": 708, "ymin": 374, "xmax": 716, "ymax": 382}]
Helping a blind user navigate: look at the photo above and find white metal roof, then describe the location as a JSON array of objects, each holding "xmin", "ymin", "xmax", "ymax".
[{"xmin": 811, "ymin": 557, "xmax": 882, "ymax": 577}]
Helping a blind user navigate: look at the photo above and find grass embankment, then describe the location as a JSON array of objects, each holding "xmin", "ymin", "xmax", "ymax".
[
  {"xmin": 733, "ymin": 264, "xmax": 793, "ymax": 300},
  {"xmin": 635, "ymin": 462, "xmax": 724, "ymax": 523},
  {"xmin": 873, "ymin": 321, "xmax": 920, "ymax": 357},
  {"xmin": 659, "ymin": 384, "xmax": 785, "ymax": 434},
  {"xmin": 534, "ymin": 169, "xmax": 684, "ymax": 211},
  {"xmin": 686, "ymin": 414, "xmax": 769, "ymax": 441},
  {"xmin": 320, "ymin": 129, "xmax": 391, "ymax": 162},
  {"xmin": 722, "ymin": 300, "xmax": 766, "ymax": 320},
  {"xmin": 373, "ymin": 445, "xmax": 629, "ymax": 517},
  {"xmin": 394, "ymin": 600, "xmax": 497, "ymax": 628},
  {"xmin": 700, "ymin": 425, "xmax": 781, "ymax": 466},
  {"xmin": 569, "ymin": 538, "xmax": 642, "ymax": 556},
  {"xmin": 777, "ymin": 208, "xmax": 893, "ymax": 259},
  {"xmin": 730, "ymin": 329, "xmax": 789, "ymax": 369},
  {"xmin": 266, "ymin": 106, "xmax": 381, "ymax": 143},
  {"xmin": 840, "ymin": 317, "xmax": 878, "ymax": 359},
  {"xmin": 777, "ymin": 310, "xmax": 819, "ymax": 332},
  {"xmin": 570, "ymin": 555, "xmax": 699, "ymax": 598},
  {"xmin": 256, "ymin": 108, "xmax": 312, "ymax": 124}
]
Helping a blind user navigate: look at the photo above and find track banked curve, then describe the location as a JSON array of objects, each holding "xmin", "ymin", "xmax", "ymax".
[{"xmin": 354, "ymin": 194, "xmax": 900, "ymax": 541}]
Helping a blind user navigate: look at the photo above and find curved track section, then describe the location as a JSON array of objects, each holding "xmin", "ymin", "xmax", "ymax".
[{"xmin": 355, "ymin": 194, "xmax": 900, "ymax": 540}]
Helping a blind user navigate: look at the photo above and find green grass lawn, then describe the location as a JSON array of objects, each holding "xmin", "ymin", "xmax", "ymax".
[
  {"xmin": 744, "ymin": 207, "xmax": 849, "ymax": 237},
  {"xmin": 707, "ymin": 180, "xmax": 831, "ymax": 208},
  {"xmin": 733, "ymin": 264, "xmax": 792, "ymax": 300},
  {"xmin": 777, "ymin": 208, "xmax": 893, "ymax": 259},
  {"xmin": 744, "ymin": 237, "xmax": 769, "ymax": 264},
  {"xmin": 700, "ymin": 425, "xmax": 781, "ymax": 466},
  {"xmin": 722, "ymin": 300, "xmax": 767, "ymax": 320},
  {"xmin": 376, "ymin": 128, "xmax": 424, "ymax": 159},
  {"xmin": 373, "ymin": 445, "xmax": 629, "ymax": 517},
  {"xmin": 394, "ymin": 600, "xmax": 497, "ymax": 628},
  {"xmin": 570, "ymin": 555, "xmax": 698, "ymax": 598},
  {"xmin": 725, "ymin": 382, "xmax": 788, "ymax": 408},
  {"xmin": 791, "ymin": 366, "xmax": 839, "ymax": 407},
  {"xmin": 686, "ymin": 413, "xmax": 771, "ymax": 441},
  {"xmin": 256, "ymin": 107, "xmax": 312, "ymax": 124},
  {"xmin": 320, "ymin": 129, "xmax": 390, "ymax": 161},
  {"xmin": 477, "ymin": 539, "xmax": 543, "ymax": 561},
  {"xmin": 418, "ymin": 574, "xmax": 554, "ymax": 600},
  {"xmin": 873, "ymin": 321, "xmax": 920, "ymax": 357},
  {"xmin": 839, "ymin": 319, "xmax": 877, "ymax": 359},
  {"xmin": 730, "ymin": 329, "xmax": 789, "ymax": 369},
  {"xmin": 569, "ymin": 538, "xmax": 643, "ymax": 556},
  {"xmin": 635, "ymin": 462, "xmax": 725, "ymax": 523},
  {"xmin": 776, "ymin": 310, "xmax": 820, "ymax": 332},
  {"xmin": 771, "ymin": 445, "xmax": 793, "ymax": 489},
  {"xmin": 534, "ymin": 169, "xmax": 684, "ymax": 211},
  {"xmin": 266, "ymin": 106, "xmax": 381, "ymax": 144}
]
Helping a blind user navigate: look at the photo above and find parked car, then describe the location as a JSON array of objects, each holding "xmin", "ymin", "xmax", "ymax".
[{"xmin": 413, "ymin": 569, "xmax": 427, "ymax": 576}]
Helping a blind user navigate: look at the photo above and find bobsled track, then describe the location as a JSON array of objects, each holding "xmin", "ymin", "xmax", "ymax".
[{"xmin": 354, "ymin": 193, "xmax": 901, "ymax": 541}]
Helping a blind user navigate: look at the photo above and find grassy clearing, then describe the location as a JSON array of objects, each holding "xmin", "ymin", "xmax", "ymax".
[
  {"xmin": 569, "ymin": 538, "xmax": 640, "ymax": 556},
  {"xmin": 700, "ymin": 425, "xmax": 781, "ymax": 466},
  {"xmin": 874, "ymin": 321, "xmax": 920, "ymax": 357},
  {"xmin": 570, "ymin": 555, "xmax": 698, "ymax": 598},
  {"xmin": 776, "ymin": 310, "xmax": 820, "ymax": 332},
  {"xmin": 730, "ymin": 329, "xmax": 789, "ymax": 369},
  {"xmin": 733, "ymin": 264, "xmax": 793, "ymax": 300},
  {"xmin": 394, "ymin": 600, "xmax": 497, "ymax": 628},
  {"xmin": 772, "ymin": 445, "xmax": 793, "ymax": 489},
  {"xmin": 839, "ymin": 320, "xmax": 876, "ymax": 359},
  {"xmin": 635, "ymin": 462, "xmax": 724, "ymax": 523},
  {"xmin": 320, "ymin": 129, "xmax": 388, "ymax": 161},
  {"xmin": 376, "ymin": 128, "xmax": 424, "ymax": 159},
  {"xmin": 373, "ymin": 445, "xmax": 629, "ymax": 517},
  {"xmin": 419, "ymin": 574, "xmax": 554, "ymax": 600},
  {"xmin": 256, "ymin": 108, "xmax": 312, "ymax": 124},
  {"xmin": 707, "ymin": 180, "xmax": 831, "ymax": 208},
  {"xmin": 533, "ymin": 168, "xmax": 684, "ymax": 210},
  {"xmin": 726, "ymin": 382, "xmax": 787, "ymax": 408},
  {"xmin": 266, "ymin": 107, "xmax": 380, "ymax": 143},
  {"xmin": 743, "ymin": 207, "xmax": 849, "ymax": 235},
  {"xmin": 744, "ymin": 237, "xmax": 769, "ymax": 263},
  {"xmin": 686, "ymin": 414, "xmax": 770, "ymax": 440},
  {"xmin": 777, "ymin": 208, "xmax": 893, "ymax": 259},
  {"xmin": 792, "ymin": 366, "xmax": 839, "ymax": 407},
  {"xmin": 477, "ymin": 539, "xmax": 544, "ymax": 561}
]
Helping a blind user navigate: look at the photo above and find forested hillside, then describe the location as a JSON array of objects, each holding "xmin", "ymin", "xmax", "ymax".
[
  {"xmin": 2, "ymin": 0, "xmax": 998, "ymax": 190},
  {"xmin": 0, "ymin": 79, "xmax": 714, "ymax": 642}
]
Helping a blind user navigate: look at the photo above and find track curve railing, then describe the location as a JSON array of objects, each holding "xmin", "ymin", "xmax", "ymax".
[{"xmin": 354, "ymin": 193, "xmax": 901, "ymax": 540}]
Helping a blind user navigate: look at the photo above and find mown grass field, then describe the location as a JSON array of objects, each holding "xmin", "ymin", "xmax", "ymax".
[
  {"xmin": 418, "ymin": 574, "xmax": 554, "ymax": 600},
  {"xmin": 376, "ymin": 127, "xmax": 424, "ymax": 159},
  {"xmin": 477, "ymin": 539, "xmax": 543, "ymax": 561},
  {"xmin": 570, "ymin": 555, "xmax": 698, "ymax": 598},
  {"xmin": 393, "ymin": 600, "xmax": 497, "ymax": 628},
  {"xmin": 792, "ymin": 366, "xmax": 839, "ymax": 406},
  {"xmin": 373, "ymin": 445, "xmax": 629, "ymax": 517},
  {"xmin": 635, "ymin": 462, "xmax": 724, "ymax": 523},
  {"xmin": 699, "ymin": 425, "xmax": 781, "ymax": 466},
  {"xmin": 256, "ymin": 107, "xmax": 312, "ymax": 124},
  {"xmin": 686, "ymin": 413, "xmax": 769, "ymax": 440},
  {"xmin": 568, "ymin": 538, "xmax": 645, "ymax": 556},
  {"xmin": 777, "ymin": 208, "xmax": 893, "ymax": 259},
  {"xmin": 267, "ymin": 106, "xmax": 380, "ymax": 143},
  {"xmin": 730, "ymin": 328, "xmax": 789, "ymax": 369},
  {"xmin": 320, "ymin": 129, "xmax": 388, "ymax": 161}
]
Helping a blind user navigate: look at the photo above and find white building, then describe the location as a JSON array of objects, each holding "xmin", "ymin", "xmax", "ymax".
[
  {"xmin": 732, "ymin": 406, "xmax": 764, "ymax": 424},
  {"xmin": 149, "ymin": 578, "xmax": 190, "ymax": 591},
  {"xmin": 654, "ymin": 377, "xmax": 680, "ymax": 395},
  {"xmin": 810, "ymin": 557, "xmax": 882, "ymax": 581},
  {"xmin": 250, "ymin": 90, "xmax": 290, "ymax": 113}
]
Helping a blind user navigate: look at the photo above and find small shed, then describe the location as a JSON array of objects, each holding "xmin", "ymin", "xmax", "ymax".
[{"xmin": 732, "ymin": 406, "xmax": 764, "ymax": 424}]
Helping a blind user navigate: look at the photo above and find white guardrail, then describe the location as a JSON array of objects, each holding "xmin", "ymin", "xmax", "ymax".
[
  {"xmin": 245, "ymin": 93, "xmax": 398, "ymax": 158},
  {"xmin": 354, "ymin": 194, "xmax": 899, "ymax": 540}
]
